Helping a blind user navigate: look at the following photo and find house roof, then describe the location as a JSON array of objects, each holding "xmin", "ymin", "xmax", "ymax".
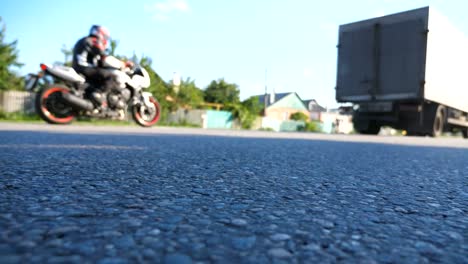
[
  {"xmin": 256, "ymin": 92, "xmax": 308, "ymax": 110},
  {"xmin": 257, "ymin": 92, "xmax": 291, "ymax": 108},
  {"xmin": 303, "ymin": 99, "xmax": 326, "ymax": 112}
]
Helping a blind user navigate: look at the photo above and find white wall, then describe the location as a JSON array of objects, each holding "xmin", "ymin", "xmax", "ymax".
[{"xmin": 320, "ymin": 112, "xmax": 353, "ymax": 134}]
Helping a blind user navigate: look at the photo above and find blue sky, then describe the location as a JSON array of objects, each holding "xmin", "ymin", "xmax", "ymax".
[{"xmin": 2, "ymin": 0, "xmax": 466, "ymax": 108}]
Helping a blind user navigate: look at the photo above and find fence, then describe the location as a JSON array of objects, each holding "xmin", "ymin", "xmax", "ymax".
[
  {"xmin": 205, "ymin": 110, "xmax": 233, "ymax": 129},
  {"xmin": 261, "ymin": 117, "xmax": 307, "ymax": 132},
  {"xmin": 0, "ymin": 91, "xmax": 36, "ymax": 113},
  {"xmin": 167, "ymin": 108, "xmax": 205, "ymax": 126},
  {"xmin": 167, "ymin": 108, "xmax": 234, "ymax": 129}
]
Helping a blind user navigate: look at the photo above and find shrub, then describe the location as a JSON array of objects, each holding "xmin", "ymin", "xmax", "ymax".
[
  {"xmin": 259, "ymin": 127, "xmax": 274, "ymax": 132},
  {"xmin": 299, "ymin": 121, "xmax": 321, "ymax": 132},
  {"xmin": 290, "ymin": 112, "xmax": 309, "ymax": 122}
]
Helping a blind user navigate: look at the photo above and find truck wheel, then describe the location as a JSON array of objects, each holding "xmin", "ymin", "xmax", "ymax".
[
  {"xmin": 462, "ymin": 128, "xmax": 468, "ymax": 139},
  {"xmin": 406, "ymin": 130, "xmax": 421, "ymax": 136},
  {"xmin": 366, "ymin": 121, "xmax": 381, "ymax": 135},
  {"xmin": 355, "ymin": 121, "xmax": 380, "ymax": 135},
  {"xmin": 431, "ymin": 105, "xmax": 446, "ymax": 137}
]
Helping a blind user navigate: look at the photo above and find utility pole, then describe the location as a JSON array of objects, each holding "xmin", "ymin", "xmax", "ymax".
[
  {"xmin": 172, "ymin": 72, "xmax": 181, "ymax": 94},
  {"xmin": 264, "ymin": 68, "xmax": 268, "ymax": 116}
]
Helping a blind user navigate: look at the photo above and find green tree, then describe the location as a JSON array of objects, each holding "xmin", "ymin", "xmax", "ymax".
[
  {"xmin": 176, "ymin": 77, "xmax": 204, "ymax": 108},
  {"xmin": 242, "ymin": 96, "xmax": 263, "ymax": 115},
  {"xmin": 60, "ymin": 44, "xmax": 73, "ymax": 66},
  {"xmin": 109, "ymin": 39, "xmax": 118, "ymax": 56},
  {"xmin": 0, "ymin": 17, "xmax": 23, "ymax": 91},
  {"xmin": 227, "ymin": 96, "xmax": 262, "ymax": 129},
  {"xmin": 204, "ymin": 78, "xmax": 240, "ymax": 105},
  {"xmin": 240, "ymin": 96, "xmax": 262, "ymax": 129},
  {"xmin": 139, "ymin": 56, "xmax": 170, "ymax": 103}
]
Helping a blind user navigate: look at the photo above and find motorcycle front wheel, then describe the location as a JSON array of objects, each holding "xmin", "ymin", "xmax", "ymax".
[
  {"xmin": 132, "ymin": 97, "xmax": 161, "ymax": 127},
  {"xmin": 36, "ymin": 85, "xmax": 75, "ymax": 124}
]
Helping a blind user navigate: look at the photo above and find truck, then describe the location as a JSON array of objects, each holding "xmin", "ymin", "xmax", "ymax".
[{"xmin": 336, "ymin": 6, "xmax": 468, "ymax": 138}]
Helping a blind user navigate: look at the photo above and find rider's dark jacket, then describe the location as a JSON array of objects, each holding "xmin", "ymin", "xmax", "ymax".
[
  {"xmin": 72, "ymin": 36, "xmax": 105, "ymax": 72},
  {"xmin": 72, "ymin": 36, "xmax": 111, "ymax": 88}
]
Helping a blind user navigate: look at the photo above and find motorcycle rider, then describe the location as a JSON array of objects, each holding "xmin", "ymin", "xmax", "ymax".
[{"xmin": 72, "ymin": 25, "xmax": 132, "ymax": 103}]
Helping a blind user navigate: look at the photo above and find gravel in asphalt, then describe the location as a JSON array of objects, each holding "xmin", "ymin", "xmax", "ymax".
[{"xmin": 0, "ymin": 130, "xmax": 467, "ymax": 263}]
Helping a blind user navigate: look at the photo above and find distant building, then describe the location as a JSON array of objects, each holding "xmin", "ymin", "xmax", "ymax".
[
  {"xmin": 257, "ymin": 92, "xmax": 309, "ymax": 121},
  {"xmin": 303, "ymin": 99, "xmax": 326, "ymax": 112},
  {"xmin": 251, "ymin": 92, "xmax": 355, "ymax": 133},
  {"xmin": 320, "ymin": 111, "xmax": 353, "ymax": 134},
  {"xmin": 302, "ymin": 99, "xmax": 326, "ymax": 121}
]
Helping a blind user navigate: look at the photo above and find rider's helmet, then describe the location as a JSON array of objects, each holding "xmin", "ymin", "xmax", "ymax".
[{"xmin": 89, "ymin": 25, "xmax": 110, "ymax": 51}]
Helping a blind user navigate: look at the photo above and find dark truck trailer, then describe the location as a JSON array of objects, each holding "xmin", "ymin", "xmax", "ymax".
[{"xmin": 336, "ymin": 6, "xmax": 468, "ymax": 137}]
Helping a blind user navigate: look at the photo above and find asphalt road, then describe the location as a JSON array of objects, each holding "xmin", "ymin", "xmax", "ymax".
[{"xmin": 0, "ymin": 123, "xmax": 467, "ymax": 263}]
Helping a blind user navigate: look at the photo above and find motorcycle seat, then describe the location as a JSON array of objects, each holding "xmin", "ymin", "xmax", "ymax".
[{"xmin": 47, "ymin": 65, "xmax": 86, "ymax": 84}]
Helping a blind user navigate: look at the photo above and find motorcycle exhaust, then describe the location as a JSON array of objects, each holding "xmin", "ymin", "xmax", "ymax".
[{"xmin": 62, "ymin": 93, "xmax": 94, "ymax": 111}]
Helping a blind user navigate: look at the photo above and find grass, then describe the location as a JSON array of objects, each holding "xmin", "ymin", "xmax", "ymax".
[
  {"xmin": 0, "ymin": 110, "xmax": 42, "ymax": 122},
  {"xmin": 159, "ymin": 119, "xmax": 201, "ymax": 128},
  {"xmin": 258, "ymin": 127, "xmax": 275, "ymax": 132},
  {"xmin": 75, "ymin": 117, "xmax": 137, "ymax": 126},
  {"xmin": 0, "ymin": 110, "xmax": 136, "ymax": 126}
]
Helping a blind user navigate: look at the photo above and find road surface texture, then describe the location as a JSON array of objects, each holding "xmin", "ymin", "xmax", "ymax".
[{"xmin": 0, "ymin": 123, "xmax": 467, "ymax": 263}]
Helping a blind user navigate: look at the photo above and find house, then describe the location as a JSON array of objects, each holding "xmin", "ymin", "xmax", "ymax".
[
  {"xmin": 253, "ymin": 92, "xmax": 310, "ymax": 131},
  {"xmin": 320, "ymin": 110, "xmax": 353, "ymax": 134},
  {"xmin": 302, "ymin": 99, "xmax": 326, "ymax": 121},
  {"xmin": 257, "ymin": 92, "xmax": 309, "ymax": 121},
  {"xmin": 303, "ymin": 99, "xmax": 326, "ymax": 112}
]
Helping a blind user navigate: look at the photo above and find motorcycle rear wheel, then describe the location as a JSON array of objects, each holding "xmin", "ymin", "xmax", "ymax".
[
  {"xmin": 36, "ymin": 85, "xmax": 75, "ymax": 124},
  {"xmin": 132, "ymin": 97, "xmax": 161, "ymax": 127}
]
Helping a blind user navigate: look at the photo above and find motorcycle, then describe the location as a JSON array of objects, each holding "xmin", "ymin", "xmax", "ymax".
[{"xmin": 25, "ymin": 56, "xmax": 161, "ymax": 127}]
